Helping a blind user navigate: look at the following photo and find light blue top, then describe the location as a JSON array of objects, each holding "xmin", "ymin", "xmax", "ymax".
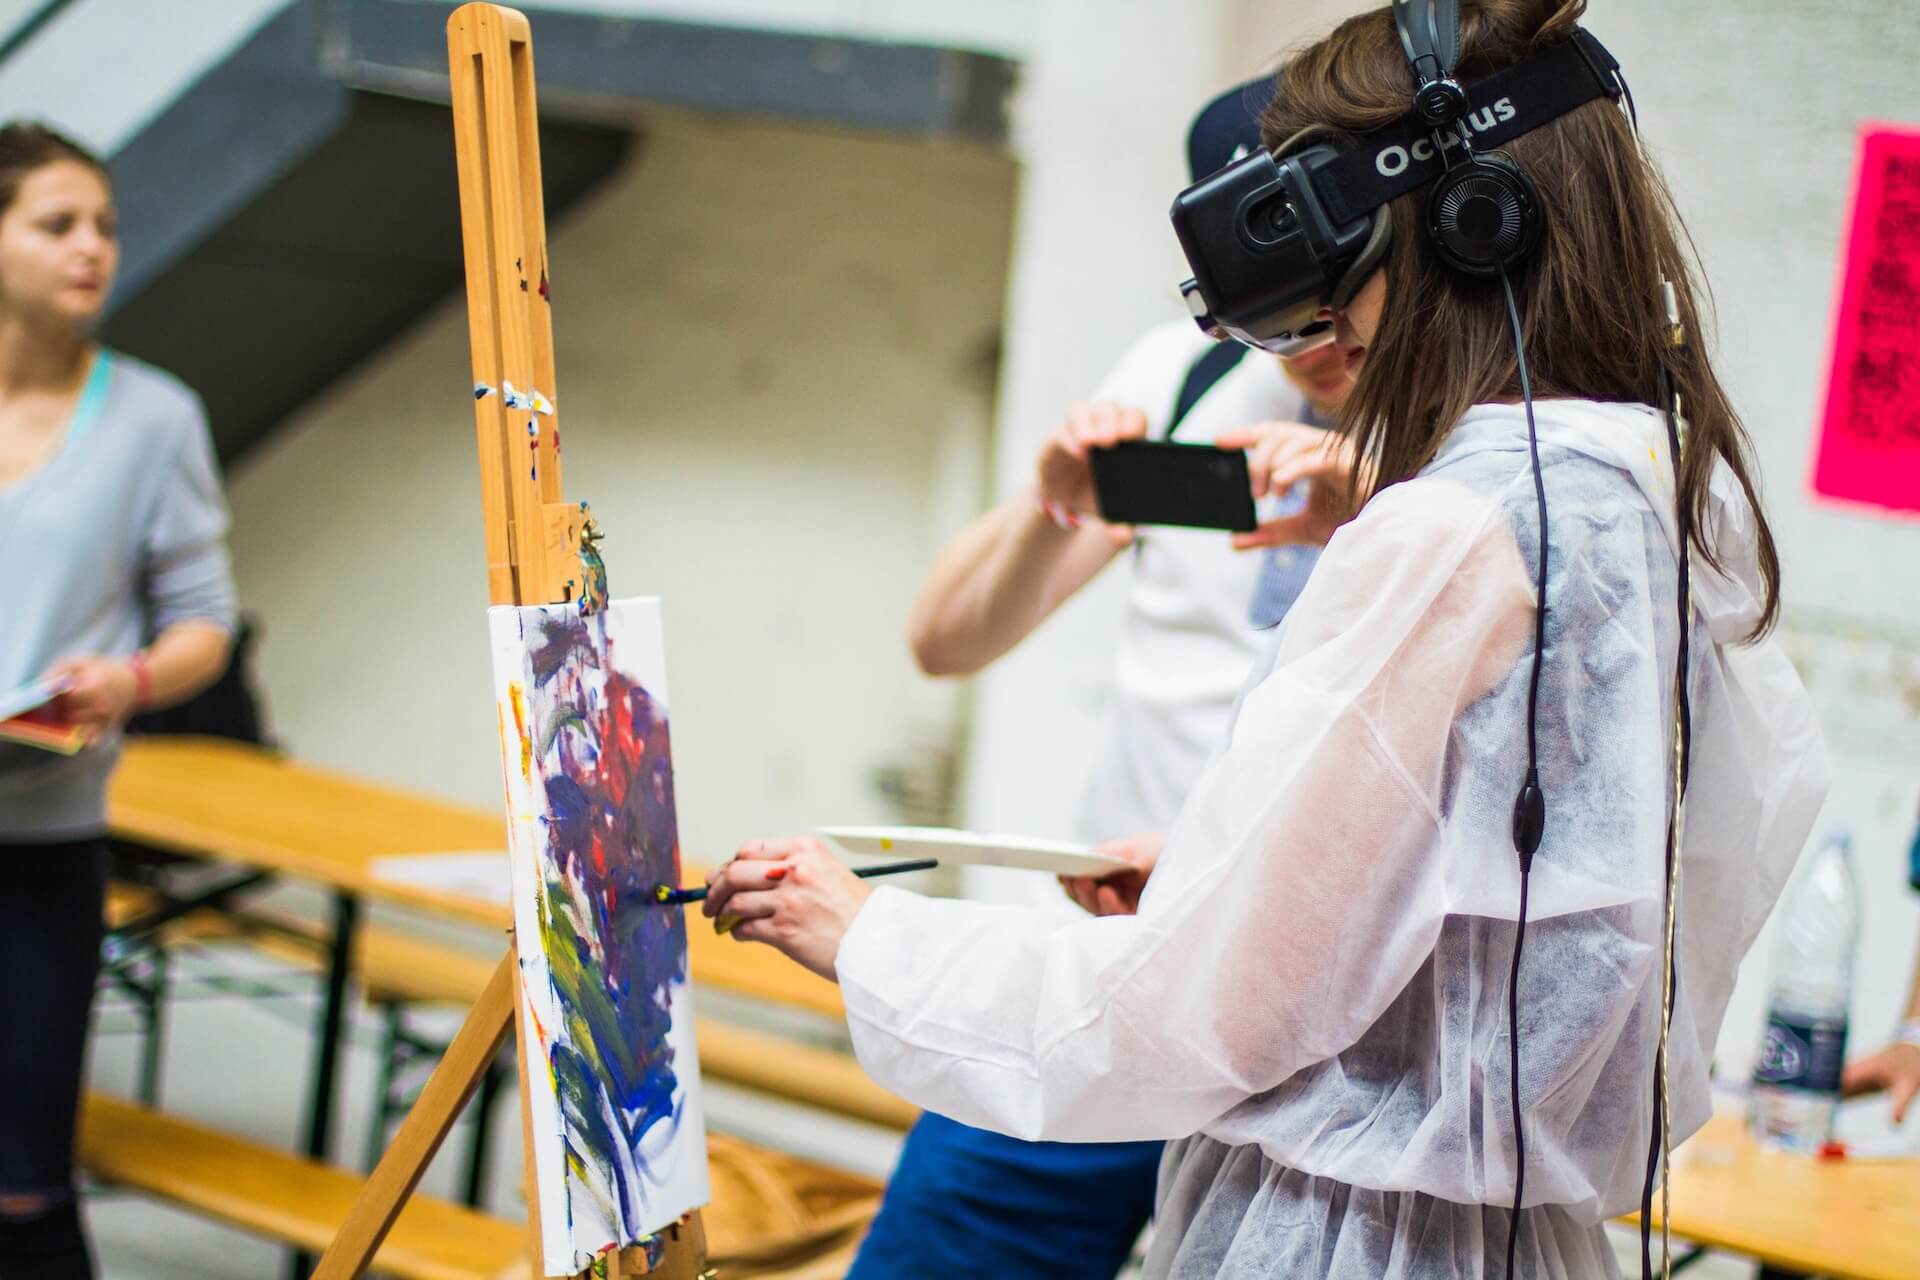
[{"xmin": 0, "ymin": 349, "xmax": 237, "ymax": 840}]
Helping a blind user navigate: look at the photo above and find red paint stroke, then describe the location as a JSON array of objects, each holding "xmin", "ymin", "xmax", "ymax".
[{"xmin": 1811, "ymin": 123, "xmax": 1920, "ymax": 516}]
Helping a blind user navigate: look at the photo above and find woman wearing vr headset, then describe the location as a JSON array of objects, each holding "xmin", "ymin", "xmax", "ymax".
[{"xmin": 702, "ymin": 2, "xmax": 1828, "ymax": 1275}]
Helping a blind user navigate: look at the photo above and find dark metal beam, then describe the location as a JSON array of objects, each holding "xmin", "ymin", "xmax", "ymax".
[
  {"xmin": 106, "ymin": 2, "xmax": 347, "ymax": 307},
  {"xmin": 323, "ymin": 0, "xmax": 1016, "ymax": 146}
]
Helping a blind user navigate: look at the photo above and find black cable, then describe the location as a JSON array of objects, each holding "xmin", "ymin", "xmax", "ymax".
[
  {"xmin": 1640, "ymin": 364, "xmax": 1695, "ymax": 1280},
  {"xmin": 1507, "ymin": 859, "xmax": 1533, "ymax": 1276},
  {"xmin": 1498, "ymin": 266, "xmax": 1546, "ymax": 1280}
]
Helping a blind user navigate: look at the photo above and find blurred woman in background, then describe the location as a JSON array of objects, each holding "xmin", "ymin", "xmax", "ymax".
[{"xmin": 0, "ymin": 122, "xmax": 235, "ymax": 1278}]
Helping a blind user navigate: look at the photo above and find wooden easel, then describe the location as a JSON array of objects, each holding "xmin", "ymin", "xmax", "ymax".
[{"xmin": 315, "ymin": 6, "xmax": 706, "ymax": 1277}]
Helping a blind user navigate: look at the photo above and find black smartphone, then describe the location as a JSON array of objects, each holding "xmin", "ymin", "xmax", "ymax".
[{"xmin": 1089, "ymin": 441, "xmax": 1256, "ymax": 532}]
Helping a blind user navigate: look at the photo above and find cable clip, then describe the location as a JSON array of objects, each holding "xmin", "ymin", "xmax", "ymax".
[{"xmin": 1660, "ymin": 279, "xmax": 1685, "ymax": 349}]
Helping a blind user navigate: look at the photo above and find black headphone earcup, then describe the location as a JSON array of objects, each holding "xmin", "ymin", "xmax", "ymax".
[{"xmin": 1425, "ymin": 154, "xmax": 1542, "ymax": 275}]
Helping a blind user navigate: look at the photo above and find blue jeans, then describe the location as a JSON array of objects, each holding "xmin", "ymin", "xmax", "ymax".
[{"xmin": 848, "ymin": 1113, "xmax": 1161, "ymax": 1279}]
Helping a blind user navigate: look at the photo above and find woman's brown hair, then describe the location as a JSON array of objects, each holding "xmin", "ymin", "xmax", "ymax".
[
  {"xmin": 0, "ymin": 121, "xmax": 108, "ymax": 216},
  {"xmin": 1267, "ymin": 0, "xmax": 1780, "ymax": 636}
]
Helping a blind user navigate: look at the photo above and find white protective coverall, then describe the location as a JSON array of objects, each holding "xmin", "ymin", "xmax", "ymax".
[{"xmin": 835, "ymin": 399, "xmax": 1830, "ymax": 1278}]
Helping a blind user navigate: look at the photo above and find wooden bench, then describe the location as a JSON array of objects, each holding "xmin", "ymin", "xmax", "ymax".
[
  {"xmin": 78, "ymin": 1092, "xmax": 524, "ymax": 1280},
  {"xmin": 79, "ymin": 1093, "xmax": 881, "ymax": 1280}
]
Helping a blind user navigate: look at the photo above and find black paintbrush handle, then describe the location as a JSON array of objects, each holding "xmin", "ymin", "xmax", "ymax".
[{"xmin": 656, "ymin": 857, "xmax": 939, "ymax": 905}]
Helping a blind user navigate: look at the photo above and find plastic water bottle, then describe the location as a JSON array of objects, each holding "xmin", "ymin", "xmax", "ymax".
[{"xmin": 1748, "ymin": 830, "xmax": 1860, "ymax": 1152}]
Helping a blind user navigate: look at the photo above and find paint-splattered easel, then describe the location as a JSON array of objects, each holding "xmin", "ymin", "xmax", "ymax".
[{"xmin": 314, "ymin": 6, "xmax": 705, "ymax": 1278}]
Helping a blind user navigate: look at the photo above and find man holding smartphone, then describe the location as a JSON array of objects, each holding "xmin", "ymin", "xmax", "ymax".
[{"xmin": 851, "ymin": 81, "xmax": 1360, "ymax": 1280}]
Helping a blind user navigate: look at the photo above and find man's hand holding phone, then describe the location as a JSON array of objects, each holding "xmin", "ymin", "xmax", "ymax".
[
  {"xmin": 1036, "ymin": 401, "xmax": 1149, "ymax": 546},
  {"xmin": 1215, "ymin": 421, "xmax": 1364, "ymax": 549}
]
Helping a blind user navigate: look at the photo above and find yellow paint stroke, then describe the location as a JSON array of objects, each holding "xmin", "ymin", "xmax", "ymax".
[{"xmin": 509, "ymin": 682, "xmax": 532, "ymax": 780}]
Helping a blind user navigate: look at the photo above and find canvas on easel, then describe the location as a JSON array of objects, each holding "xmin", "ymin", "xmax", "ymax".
[{"xmin": 492, "ymin": 598, "xmax": 709, "ymax": 1273}]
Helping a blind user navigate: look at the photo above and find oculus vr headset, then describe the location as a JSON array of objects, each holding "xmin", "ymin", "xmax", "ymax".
[{"xmin": 1170, "ymin": 4, "xmax": 1623, "ymax": 354}]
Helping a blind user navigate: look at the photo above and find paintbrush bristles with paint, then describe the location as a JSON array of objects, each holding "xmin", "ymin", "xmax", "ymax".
[{"xmin": 653, "ymin": 857, "xmax": 939, "ymax": 906}]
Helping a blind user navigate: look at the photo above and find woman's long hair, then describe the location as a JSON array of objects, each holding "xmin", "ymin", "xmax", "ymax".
[{"xmin": 1266, "ymin": 0, "xmax": 1780, "ymax": 636}]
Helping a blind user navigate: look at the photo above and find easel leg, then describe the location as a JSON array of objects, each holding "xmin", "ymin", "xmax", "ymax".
[
  {"xmin": 462, "ymin": 1048, "xmax": 507, "ymax": 1207},
  {"xmin": 312, "ymin": 948, "xmax": 518, "ymax": 1280}
]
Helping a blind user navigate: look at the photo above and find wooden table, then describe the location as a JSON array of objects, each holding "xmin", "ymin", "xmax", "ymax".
[
  {"xmin": 1631, "ymin": 1114, "xmax": 1920, "ymax": 1279},
  {"xmin": 105, "ymin": 735, "xmax": 847, "ymax": 1171},
  {"xmin": 108, "ymin": 735, "xmax": 508, "ymax": 1182},
  {"xmin": 108, "ymin": 734, "xmax": 845, "ymax": 996}
]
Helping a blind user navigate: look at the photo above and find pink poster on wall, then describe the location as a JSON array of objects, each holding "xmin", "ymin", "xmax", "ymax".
[{"xmin": 1811, "ymin": 123, "xmax": 1920, "ymax": 516}]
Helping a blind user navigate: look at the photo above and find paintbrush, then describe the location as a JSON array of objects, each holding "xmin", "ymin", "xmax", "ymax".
[{"xmin": 653, "ymin": 857, "xmax": 939, "ymax": 906}]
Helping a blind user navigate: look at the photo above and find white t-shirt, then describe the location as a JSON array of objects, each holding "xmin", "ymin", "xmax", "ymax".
[{"xmin": 1070, "ymin": 321, "xmax": 1318, "ymax": 845}]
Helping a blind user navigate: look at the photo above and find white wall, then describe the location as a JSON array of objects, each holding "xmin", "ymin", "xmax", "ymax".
[
  {"xmin": 1629, "ymin": 0, "xmax": 1920, "ymax": 1098},
  {"xmin": 225, "ymin": 112, "xmax": 1014, "ymax": 864},
  {"xmin": 514, "ymin": 0, "xmax": 1037, "ymax": 58},
  {"xmin": 954, "ymin": 0, "xmax": 1235, "ymax": 900},
  {"xmin": 0, "ymin": 0, "xmax": 291, "ymax": 152}
]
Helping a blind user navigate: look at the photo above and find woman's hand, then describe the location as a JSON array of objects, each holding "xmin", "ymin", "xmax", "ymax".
[
  {"xmin": 1214, "ymin": 421, "xmax": 1365, "ymax": 551},
  {"xmin": 1842, "ymin": 1041, "xmax": 1920, "ymax": 1124},
  {"xmin": 42, "ymin": 655, "xmax": 138, "ymax": 737},
  {"xmin": 1059, "ymin": 831, "xmax": 1164, "ymax": 917},
  {"xmin": 1035, "ymin": 401, "xmax": 1148, "ymax": 543},
  {"xmin": 703, "ymin": 838, "xmax": 872, "ymax": 981}
]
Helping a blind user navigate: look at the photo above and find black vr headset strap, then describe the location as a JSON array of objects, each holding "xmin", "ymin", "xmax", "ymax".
[
  {"xmin": 1316, "ymin": 30, "xmax": 1621, "ymax": 226},
  {"xmin": 1393, "ymin": 0, "xmax": 1460, "ymax": 86}
]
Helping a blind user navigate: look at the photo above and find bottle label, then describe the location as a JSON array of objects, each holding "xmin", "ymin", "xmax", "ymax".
[{"xmin": 1754, "ymin": 1009, "xmax": 1848, "ymax": 1094}]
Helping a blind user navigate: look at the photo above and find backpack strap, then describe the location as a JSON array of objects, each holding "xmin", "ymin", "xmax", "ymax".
[{"xmin": 1165, "ymin": 341, "xmax": 1250, "ymax": 439}]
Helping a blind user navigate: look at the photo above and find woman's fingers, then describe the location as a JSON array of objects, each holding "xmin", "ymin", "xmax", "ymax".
[
  {"xmin": 736, "ymin": 837, "xmax": 813, "ymax": 862},
  {"xmin": 1843, "ymin": 1044, "xmax": 1920, "ymax": 1122},
  {"xmin": 712, "ymin": 887, "xmax": 781, "ymax": 925},
  {"xmin": 1892, "ymin": 1074, "xmax": 1919, "ymax": 1125},
  {"xmin": 705, "ymin": 838, "xmax": 779, "ymax": 891},
  {"xmin": 1057, "ymin": 875, "xmax": 1101, "ymax": 915},
  {"xmin": 702, "ymin": 853, "xmax": 792, "ymax": 916},
  {"xmin": 1840, "ymin": 1054, "xmax": 1886, "ymax": 1097}
]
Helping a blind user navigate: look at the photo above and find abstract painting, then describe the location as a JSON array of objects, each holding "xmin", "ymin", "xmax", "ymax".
[{"xmin": 490, "ymin": 597, "xmax": 709, "ymax": 1275}]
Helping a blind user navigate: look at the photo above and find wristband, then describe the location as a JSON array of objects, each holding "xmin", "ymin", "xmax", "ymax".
[
  {"xmin": 1899, "ymin": 1019, "xmax": 1920, "ymax": 1051},
  {"xmin": 128, "ymin": 650, "xmax": 153, "ymax": 712},
  {"xmin": 1036, "ymin": 491, "xmax": 1082, "ymax": 531}
]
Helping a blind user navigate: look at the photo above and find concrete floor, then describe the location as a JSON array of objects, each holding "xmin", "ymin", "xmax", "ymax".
[{"xmin": 82, "ymin": 939, "xmax": 1769, "ymax": 1280}]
